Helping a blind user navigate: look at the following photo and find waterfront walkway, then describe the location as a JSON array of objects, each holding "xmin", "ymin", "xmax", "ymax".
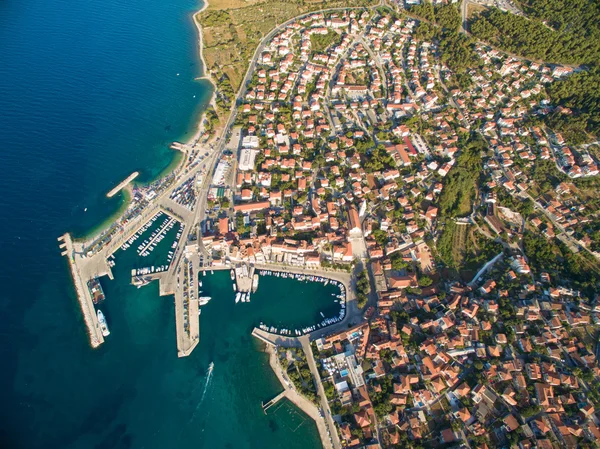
[
  {"xmin": 264, "ymin": 345, "xmax": 335, "ymax": 449},
  {"xmin": 300, "ymin": 336, "xmax": 342, "ymax": 449},
  {"xmin": 253, "ymin": 263, "xmax": 362, "ymax": 331}
]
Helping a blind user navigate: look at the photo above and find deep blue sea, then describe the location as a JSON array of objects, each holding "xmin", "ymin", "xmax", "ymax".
[{"xmin": 0, "ymin": 1, "xmax": 325, "ymax": 448}]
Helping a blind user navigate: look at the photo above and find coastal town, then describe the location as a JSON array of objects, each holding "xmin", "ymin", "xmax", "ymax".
[
  {"xmin": 60, "ymin": 1, "xmax": 600, "ymax": 448},
  {"xmin": 195, "ymin": 5, "xmax": 600, "ymax": 448}
]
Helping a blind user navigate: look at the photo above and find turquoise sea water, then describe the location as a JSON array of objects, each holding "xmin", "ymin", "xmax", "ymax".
[{"xmin": 0, "ymin": 0, "xmax": 326, "ymax": 448}]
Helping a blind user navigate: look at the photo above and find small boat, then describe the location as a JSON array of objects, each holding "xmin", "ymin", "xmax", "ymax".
[
  {"xmin": 230, "ymin": 270, "xmax": 235, "ymax": 280},
  {"xmin": 97, "ymin": 310, "xmax": 110, "ymax": 337},
  {"xmin": 233, "ymin": 283, "xmax": 237, "ymax": 291},
  {"xmin": 199, "ymin": 296, "xmax": 211, "ymax": 306},
  {"xmin": 235, "ymin": 292, "xmax": 241, "ymax": 304}
]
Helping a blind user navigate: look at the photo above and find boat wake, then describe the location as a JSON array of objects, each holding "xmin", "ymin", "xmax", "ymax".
[
  {"xmin": 201, "ymin": 361, "xmax": 215, "ymax": 403},
  {"xmin": 189, "ymin": 362, "xmax": 215, "ymax": 423}
]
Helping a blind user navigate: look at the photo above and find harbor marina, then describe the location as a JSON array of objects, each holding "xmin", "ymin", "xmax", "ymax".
[
  {"xmin": 118, "ymin": 211, "xmax": 183, "ymax": 269},
  {"xmin": 199, "ymin": 270, "xmax": 344, "ymax": 338},
  {"xmin": 255, "ymin": 270, "xmax": 346, "ymax": 336}
]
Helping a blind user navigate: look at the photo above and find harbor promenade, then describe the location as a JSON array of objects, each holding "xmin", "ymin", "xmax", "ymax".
[
  {"xmin": 300, "ymin": 336, "xmax": 342, "ymax": 449},
  {"xmin": 263, "ymin": 344, "xmax": 335, "ymax": 449},
  {"xmin": 252, "ymin": 262, "xmax": 362, "ymax": 337}
]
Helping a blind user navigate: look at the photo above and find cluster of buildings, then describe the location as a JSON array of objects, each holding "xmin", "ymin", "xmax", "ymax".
[
  {"xmin": 312, "ymin": 254, "xmax": 600, "ymax": 448},
  {"xmin": 196, "ymin": 7, "xmax": 600, "ymax": 448},
  {"xmin": 451, "ymin": 47, "xmax": 600, "ymax": 253},
  {"xmin": 203, "ymin": 12, "xmax": 472, "ymax": 269}
]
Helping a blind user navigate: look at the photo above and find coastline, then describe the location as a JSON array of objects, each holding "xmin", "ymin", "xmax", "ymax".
[
  {"xmin": 73, "ymin": 0, "xmax": 216, "ymax": 245},
  {"xmin": 192, "ymin": 1, "xmax": 218, "ymax": 111},
  {"xmin": 262, "ymin": 343, "xmax": 334, "ymax": 449}
]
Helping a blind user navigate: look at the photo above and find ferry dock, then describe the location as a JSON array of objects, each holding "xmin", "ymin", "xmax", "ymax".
[
  {"xmin": 60, "ymin": 233, "xmax": 105, "ymax": 348},
  {"xmin": 59, "ymin": 156, "xmax": 211, "ymax": 352}
]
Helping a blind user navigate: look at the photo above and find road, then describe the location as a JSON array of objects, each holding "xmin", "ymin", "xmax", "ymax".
[
  {"xmin": 460, "ymin": 0, "xmax": 470, "ymax": 34},
  {"xmin": 519, "ymin": 189, "xmax": 600, "ymax": 261},
  {"xmin": 300, "ymin": 336, "xmax": 342, "ymax": 449}
]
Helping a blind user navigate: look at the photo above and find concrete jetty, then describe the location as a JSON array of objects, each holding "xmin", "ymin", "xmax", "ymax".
[
  {"xmin": 61, "ymin": 233, "xmax": 105, "ymax": 348},
  {"xmin": 252, "ymin": 328, "xmax": 302, "ymax": 348},
  {"xmin": 170, "ymin": 142, "xmax": 191, "ymax": 153},
  {"xmin": 174, "ymin": 253, "xmax": 201, "ymax": 357},
  {"xmin": 106, "ymin": 171, "xmax": 139, "ymax": 198},
  {"xmin": 262, "ymin": 390, "xmax": 287, "ymax": 413},
  {"xmin": 234, "ymin": 264, "xmax": 254, "ymax": 292}
]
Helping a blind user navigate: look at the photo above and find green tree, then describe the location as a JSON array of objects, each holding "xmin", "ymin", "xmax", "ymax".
[{"xmin": 418, "ymin": 275, "xmax": 433, "ymax": 287}]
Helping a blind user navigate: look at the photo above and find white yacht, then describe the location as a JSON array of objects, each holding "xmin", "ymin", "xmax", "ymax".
[{"xmin": 97, "ymin": 310, "xmax": 110, "ymax": 337}]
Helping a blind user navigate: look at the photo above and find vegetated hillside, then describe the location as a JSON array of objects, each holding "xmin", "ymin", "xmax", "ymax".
[
  {"xmin": 409, "ymin": 3, "xmax": 481, "ymax": 75},
  {"xmin": 437, "ymin": 133, "xmax": 485, "ymax": 219},
  {"xmin": 469, "ymin": 0, "xmax": 600, "ymax": 143},
  {"xmin": 469, "ymin": 7, "xmax": 598, "ymax": 65},
  {"xmin": 523, "ymin": 231, "xmax": 600, "ymax": 298},
  {"xmin": 436, "ymin": 220, "xmax": 502, "ymax": 272},
  {"xmin": 408, "ymin": 2, "xmax": 461, "ymax": 31},
  {"xmin": 435, "ymin": 134, "xmax": 494, "ymax": 273},
  {"xmin": 516, "ymin": 0, "xmax": 600, "ymax": 48},
  {"xmin": 545, "ymin": 66, "xmax": 600, "ymax": 143}
]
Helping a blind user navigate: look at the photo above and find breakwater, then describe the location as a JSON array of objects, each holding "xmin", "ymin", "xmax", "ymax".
[{"xmin": 106, "ymin": 171, "xmax": 139, "ymax": 198}]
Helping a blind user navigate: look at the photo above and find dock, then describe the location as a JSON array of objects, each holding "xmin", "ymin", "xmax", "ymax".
[
  {"xmin": 174, "ymin": 251, "xmax": 201, "ymax": 357},
  {"xmin": 262, "ymin": 390, "xmax": 287, "ymax": 413},
  {"xmin": 106, "ymin": 171, "xmax": 139, "ymax": 198},
  {"xmin": 170, "ymin": 142, "xmax": 191, "ymax": 153},
  {"xmin": 62, "ymin": 133, "xmax": 213, "ymax": 355},
  {"xmin": 234, "ymin": 264, "xmax": 254, "ymax": 292},
  {"xmin": 252, "ymin": 327, "xmax": 302, "ymax": 348},
  {"xmin": 60, "ymin": 233, "xmax": 105, "ymax": 348}
]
